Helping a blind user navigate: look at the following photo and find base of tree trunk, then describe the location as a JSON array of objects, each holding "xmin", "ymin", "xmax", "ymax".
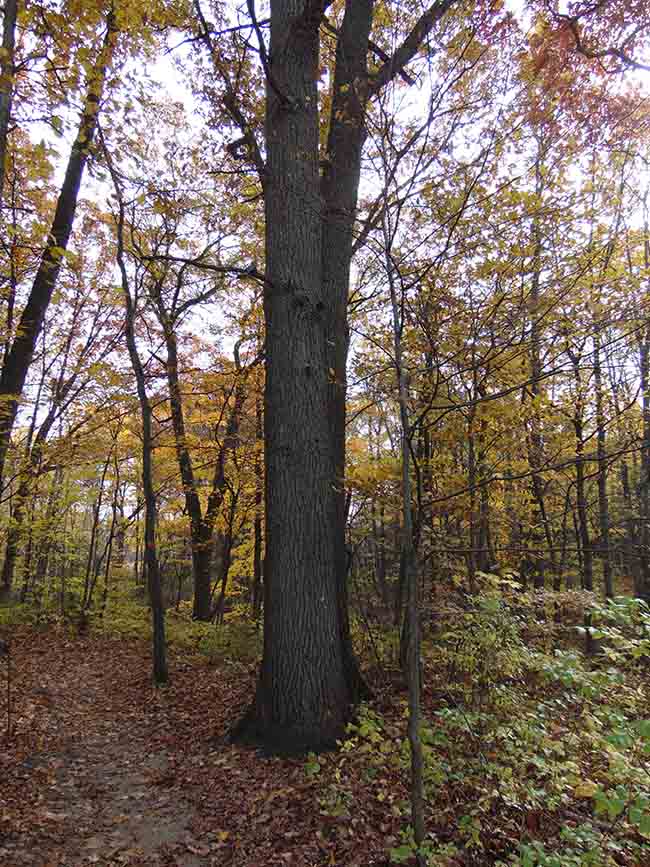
[
  {"xmin": 230, "ymin": 698, "xmax": 351, "ymax": 756},
  {"xmin": 342, "ymin": 645, "xmax": 372, "ymax": 703}
]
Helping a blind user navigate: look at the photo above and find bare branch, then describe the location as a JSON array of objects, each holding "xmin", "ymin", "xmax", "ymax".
[
  {"xmin": 369, "ymin": 0, "xmax": 459, "ymax": 96},
  {"xmin": 193, "ymin": 0, "xmax": 267, "ymax": 183}
]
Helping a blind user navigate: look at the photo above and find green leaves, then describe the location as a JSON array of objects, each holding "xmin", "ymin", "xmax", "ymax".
[{"xmin": 304, "ymin": 753, "xmax": 321, "ymax": 776}]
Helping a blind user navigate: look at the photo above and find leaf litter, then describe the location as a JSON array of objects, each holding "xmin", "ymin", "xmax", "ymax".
[{"xmin": 0, "ymin": 628, "xmax": 394, "ymax": 867}]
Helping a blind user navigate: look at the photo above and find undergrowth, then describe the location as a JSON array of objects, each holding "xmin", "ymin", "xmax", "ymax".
[
  {"xmin": 0, "ymin": 584, "xmax": 262, "ymax": 666},
  {"xmin": 306, "ymin": 585, "xmax": 650, "ymax": 866},
  {"xmin": 3, "ymin": 578, "xmax": 650, "ymax": 865}
]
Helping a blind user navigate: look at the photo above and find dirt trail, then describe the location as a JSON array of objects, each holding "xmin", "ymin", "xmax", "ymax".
[
  {"xmin": 1, "ymin": 631, "xmax": 380, "ymax": 867},
  {"xmin": 0, "ymin": 637, "xmax": 212, "ymax": 867}
]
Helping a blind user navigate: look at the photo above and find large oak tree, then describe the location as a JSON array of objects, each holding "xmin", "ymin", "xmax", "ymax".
[{"xmin": 226, "ymin": 0, "xmax": 460, "ymax": 753}]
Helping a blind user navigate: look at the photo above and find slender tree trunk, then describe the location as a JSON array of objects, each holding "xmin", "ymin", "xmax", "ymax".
[
  {"xmin": 385, "ymin": 219, "xmax": 426, "ymax": 864},
  {"xmin": 0, "ymin": 14, "xmax": 117, "ymax": 489},
  {"xmin": 593, "ymin": 327, "xmax": 613, "ymax": 597},
  {"xmin": 1, "ymin": 389, "xmax": 63, "ymax": 593},
  {"xmin": 0, "ymin": 0, "xmax": 18, "ymax": 208},
  {"xmin": 573, "ymin": 409, "xmax": 593, "ymax": 592},
  {"xmin": 212, "ymin": 492, "xmax": 238, "ymax": 624},
  {"xmin": 19, "ymin": 493, "xmax": 36, "ymax": 603},
  {"xmin": 134, "ymin": 518, "xmax": 141, "ymax": 586},
  {"xmin": 556, "ymin": 487, "xmax": 572, "ymax": 591},
  {"xmin": 161, "ymin": 323, "xmax": 212, "ymax": 619},
  {"xmin": 473, "ymin": 386, "xmax": 493, "ymax": 574},
  {"xmin": 619, "ymin": 458, "xmax": 637, "ymax": 591},
  {"xmin": 32, "ymin": 467, "xmax": 63, "ymax": 597},
  {"xmin": 101, "ymin": 466, "xmax": 122, "ymax": 615},
  {"xmin": 82, "ymin": 455, "xmax": 111, "ymax": 611},
  {"xmin": 2, "ymin": 474, "xmax": 27, "ymax": 593},
  {"xmin": 467, "ymin": 416, "xmax": 478, "ymax": 592},
  {"xmin": 525, "ymin": 141, "xmax": 558, "ymax": 589},
  {"xmin": 109, "ymin": 160, "xmax": 167, "ymax": 685}
]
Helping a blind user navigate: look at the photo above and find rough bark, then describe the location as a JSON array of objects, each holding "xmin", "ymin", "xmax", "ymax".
[
  {"xmin": 233, "ymin": 0, "xmax": 458, "ymax": 751},
  {"xmin": 639, "ymin": 331, "xmax": 650, "ymax": 599},
  {"xmin": 233, "ymin": 0, "xmax": 350, "ymax": 753},
  {"xmin": 320, "ymin": 0, "xmax": 375, "ymax": 699},
  {"xmin": 252, "ymin": 390, "xmax": 263, "ymax": 619}
]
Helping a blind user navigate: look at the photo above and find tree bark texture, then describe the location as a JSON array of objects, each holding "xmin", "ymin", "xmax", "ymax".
[
  {"xmin": 234, "ymin": 0, "xmax": 458, "ymax": 751},
  {"xmin": 234, "ymin": 0, "xmax": 350, "ymax": 752}
]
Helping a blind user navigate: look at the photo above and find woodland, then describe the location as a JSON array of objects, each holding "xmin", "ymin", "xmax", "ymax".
[{"xmin": 1, "ymin": 0, "xmax": 650, "ymax": 865}]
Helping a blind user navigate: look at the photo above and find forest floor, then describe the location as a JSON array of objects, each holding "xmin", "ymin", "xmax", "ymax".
[
  {"xmin": 1, "ymin": 600, "xmax": 649, "ymax": 867},
  {"xmin": 0, "ymin": 628, "xmax": 398, "ymax": 867}
]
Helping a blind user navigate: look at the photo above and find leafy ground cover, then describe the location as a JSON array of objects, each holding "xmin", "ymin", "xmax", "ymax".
[{"xmin": 1, "ymin": 589, "xmax": 649, "ymax": 866}]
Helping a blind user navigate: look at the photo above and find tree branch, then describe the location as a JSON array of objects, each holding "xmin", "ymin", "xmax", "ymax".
[
  {"xmin": 565, "ymin": 16, "xmax": 650, "ymax": 72},
  {"xmin": 193, "ymin": 0, "xmax": 267, "ymax": 183},
  {"xmin": 368, "ymin": 0, "xmax": 459, "ymax": 95}
]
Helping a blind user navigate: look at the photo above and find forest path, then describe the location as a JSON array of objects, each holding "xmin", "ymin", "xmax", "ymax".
[
  {"xmin": 0, "ymin": 630, "xmax": 238, "ymax": 866},
  {"xmin": 0, "ymin": 628, "xmax": 390, "ymax": 867}
]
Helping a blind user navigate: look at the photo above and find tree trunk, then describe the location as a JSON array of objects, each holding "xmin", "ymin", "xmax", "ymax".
[
  {"xmin": 574, "ymin": 409, "xmax": 593, "ymax": 592},
  {"xmin": 32, "ymin": 468, "xmax": 63, "ymax": 597},
  {"xmin": 252, "ymin": 390, "xmax": 263, "ymax": 619},
  {"xmin": 2, "ymin": 475, "xmax": 27, "ymax": 594},
  {"xmin": 525, "ymin": 140, "xmax": 559, "ymax": 589},
  {"xmin": 211, "ymin": 491, "xmax": 238, "ymax": 624},
  {"xmin": 0, "ymin": 13, "xmax": 117, "ymax": 489},
  {"xmin": 320, "ymin": 0, "xmax": 375, "ymax": 702},
  {"xmin": 0, "ymin": 0, "xmax": 17, "ymax": 208},
  {"xmin": 19, "ymin": 497, "xmax": 35, "ymax": 604},
  {"xmin": 1, "ymin": 391, "xmax": 63, "ymax": 593},
  {"xmin": 593, "ymin": 327, "xmax": 613, "ymax": 597},
  {"xmin": 385, "ymin": 214, "xmax": 426, "ymax": 863},
  {"xmin": 161, "ymin": 322, "xmax": 213, "ymax": 619},
  {"xmin": 109, "ymin": 159, "xmax": 168, "ymax": 685},
  {"xmin": 82, "ymin": 455, "xmax": 111, "ymax": 611},
  {"xmin": 233, "ymin": 0, "xmax": 457, "ymax": 750},
  {"xmin": 233, "ymin": 0, "xmax": 351, "ymax": 753},
  {"xmin": 467, "ymin": 416, "xmax": 478, "ymax": 591},
  {"xmin": 639, "ymin": 228, "xmax": 650, "ymax": 600}
]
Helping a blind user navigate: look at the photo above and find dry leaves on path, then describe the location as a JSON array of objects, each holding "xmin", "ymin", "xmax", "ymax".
[{"xmin": 0, "ymin": 629, "xmax": 395, "ymax": 867}]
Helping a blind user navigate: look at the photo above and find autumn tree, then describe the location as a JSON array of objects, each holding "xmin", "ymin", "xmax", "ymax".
[{"xmin": 194, "ymin": 0, "xmax": 484, "ymax": 753}]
